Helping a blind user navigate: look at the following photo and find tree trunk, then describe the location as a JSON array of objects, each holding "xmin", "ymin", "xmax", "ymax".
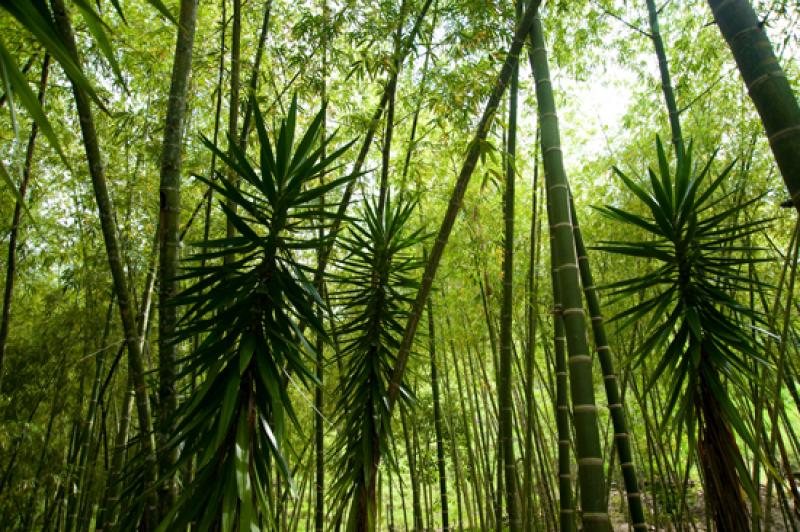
[
  {"xmin": 570, "ymin": 196, "xmax": 647, "ymax": 530},
  {"xmin": 707, "ymin": 0, "xmax": 800, "ymax": 211},
  {"xmin": 696, "ymin": 377, "xmax": 750, "ymax": 531},
  {"xmin": 157, "ymin": 0, "xmax": 198, "ymax": 514},
  {"xmin": 499, "ymin": 4, "xmax": 522, "ymax": 527},
  {"xmin": 224, "ymin": 0, "xmax": 242, "ymax": 244}
]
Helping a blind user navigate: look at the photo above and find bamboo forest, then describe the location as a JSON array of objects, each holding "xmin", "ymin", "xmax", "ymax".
[{"xmin": 3, "ymin": 0, "xmax": 800, "ymax": 530}]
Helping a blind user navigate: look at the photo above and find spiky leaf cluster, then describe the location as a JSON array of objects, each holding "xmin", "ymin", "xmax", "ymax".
[
  {"xmin": 596, "ymin": 138, "xmax": 772, "ymax": 444},
  {"xmin": 328, "ymin": 195, "xmax": 424, "ymax": 530},
  {"xmin": 157, "ymin": 99, "xmax": 354, "ymax": 531}
]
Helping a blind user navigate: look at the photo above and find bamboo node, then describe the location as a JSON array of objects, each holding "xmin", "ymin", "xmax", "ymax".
[
  {"xmin": 561, "ymin": 306, "xmax": 583, "ymax": 315},
  {"xmin": 573, "ymin": 404, "xmax": 597, "ymax": 414},
  {"xmin": 577, "ymin": 457, "xmax": 604, "ymax": 467},
  {"xmin": 768, "ymin": 124, "xmax": 800, "ymax": 145},
  {"xmin": 747, "ymin": 69, "xmax": 785, "ymax": 94},
  {"xmin": 582, "ymin": 512, "xmax": 610, "ymax": 521},
  {"xmin": 550, "ymin": 221, "xmax": 573, "ymax": 230},
  {"xmin": 543, "ymin": 146, "xmax": 562, "ymax": 155},
  {"xmin": 569, "ymin": 354, "xmax": 592, "ymax": 365},
  {"xmin": 730, "ymin": 24, "xmax": 764, "ymax": 45}
]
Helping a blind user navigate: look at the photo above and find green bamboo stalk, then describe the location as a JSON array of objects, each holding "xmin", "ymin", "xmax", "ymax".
[
  {"xmin": 523, "ymin": 127, "xmax": 541, "ymax": 531},
  {"xmin": 645, "ymin": 0, "xmax": 683, "ymax": 157},
  {"xmin": 0, "ymin": 54, "xmax": 49, "ymax": 394},
  {"xmin": 707, "ymin": 0, "xmax": 800, "ymax": 211},
  {"xmin": 427, "ymin": 297, "xmax": 450, "ymax": 530},
  {"xmin": 569, "ymin": 198, "xmax": 647, "ymax": 530},
  {"xmin": 528, "ymin": 12, "xmax": 610, "ymax": 531},
  {"xmin": 224, "ymin": 0, "xmax": 242, "ymax": 243},
  {"xmin": 500, "ymin": 2, "xmax": 522, "ymax": 527},
  {"xmin": 157, "ymin": 0, "xmax": 198, "ymax": 513},
  {"xmin": 401, "ymin": 405, "xmax": 424, "ymax": 531},
  {"xmin": 549, "ymin": 228, "xmax": 576, "ymax": 532},
  {"xmin": 48, "ymin": 0, "xmax": 159, "ymax": 524}
]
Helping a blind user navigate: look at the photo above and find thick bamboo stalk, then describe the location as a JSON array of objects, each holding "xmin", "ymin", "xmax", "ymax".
[
  {"xmin": 707, "ymin": 0, "xmax": 800, "ymax": 211},
  {"xmin": 569, "ymin": 198, "xmax": 647, "ymax": 530},
  {"xmin": 527, "ymin": 13, "xmax": 610, "ymax": 530}
]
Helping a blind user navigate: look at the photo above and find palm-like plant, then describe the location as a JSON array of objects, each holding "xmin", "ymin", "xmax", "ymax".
[
  {"xmin": 596, "ymin": 138, "xmax": 771, "ymax": 531},
  {"xmin": 155, "ymin": 99, "xmax": 354, "ymax": 531},
  {"xmin": 329, "ymin": 195, "xmax": 424, "ymax": 531}
]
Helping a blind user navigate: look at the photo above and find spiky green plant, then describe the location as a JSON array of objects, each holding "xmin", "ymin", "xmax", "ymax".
[
  {"xmin": 154, "ymin": 98, "xmax": 354, "ymax": 531},
  {"xmin": 329, "ymin": 194, "xmax": 424, "ymax": 532},
  {"xmin": 596, "ymin": 138, "xmax": 771, "ymax": 532}
]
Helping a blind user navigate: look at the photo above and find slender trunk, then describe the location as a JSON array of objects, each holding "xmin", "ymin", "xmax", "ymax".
[
  {"xmin": 523, "ymin": 128, "xmax": 540, "ymax": 530},
  {"xmin": 427, "ymin": 296, "xmax": 450, "ymax": 530},
  {"xmin": 97, "ymin": 226, "xmax": 158, "ymax": 531},
  {"xmin": 645, "ymin": 0, "xmax": 683, "ymax": 157},
  {"xmin": 0, "ymin": 54, "xmax": 50, "ymax": 393},
  {"xmin": 314, "ymin": 9, "xmax": 328, "ymax": 527},
  {"xmin": 401, "ymin": 406, "xmax": 424, "ymax": 531},
  {"xmin": 549, "ymin": 226, "xmax": 576, "ymax": 532},
  {"xmin": 314, "ymin": 0, "xmax": 434, "ymax": 285},
  {"xmin": 224, "ymin": 0, "xmax": 242, "ymax": 244},
  {"xmin": 377, "ymin": 0, "xmax": 407, "ymax": 216},
  {"xmin": 48, "ymin": 0, "xmax": 158, "ymax": 525},
  {"xmin": 499, "ymin": 3, "xmax": 521, "ymax": 525},
  {"xmin": 157, "ymin": 0, "xmax": 198, "ymax": 514},
  {"xmin": 528, "ymin": 13, "xmax": 610, "ymax": 530},
  {"xmin": 238, "ymin": 0, "xmax": 273, "ymax": 148},
  {"xmin": 707, "ymin": 0, "xmax": 800, "ymax": 211}
]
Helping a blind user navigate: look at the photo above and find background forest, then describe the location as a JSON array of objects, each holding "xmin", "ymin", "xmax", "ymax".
[{"xmin": 0, "ymin": 0, "xmax": 799, "ymax": 530}]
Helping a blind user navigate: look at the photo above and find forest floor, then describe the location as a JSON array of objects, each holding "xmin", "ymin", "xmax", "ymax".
[{"xmin": 608, "ymin": 484, "xmax": 800, "ymax": 531}]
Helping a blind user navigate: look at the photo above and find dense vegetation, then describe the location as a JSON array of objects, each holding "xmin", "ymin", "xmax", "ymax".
[{"xmin": 0, "ymin": 0, "xmax": 799, "ymax": 530}]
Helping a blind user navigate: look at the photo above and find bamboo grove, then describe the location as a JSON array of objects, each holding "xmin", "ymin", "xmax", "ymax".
[{"xmin": 0, "ymin": 0, "xmax": 799, "ymax": 530}]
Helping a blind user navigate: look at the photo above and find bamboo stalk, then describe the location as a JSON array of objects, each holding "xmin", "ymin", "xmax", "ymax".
[{"xmin": 527, "ymin": 12, "xmax": 610, "ymax": 530}]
